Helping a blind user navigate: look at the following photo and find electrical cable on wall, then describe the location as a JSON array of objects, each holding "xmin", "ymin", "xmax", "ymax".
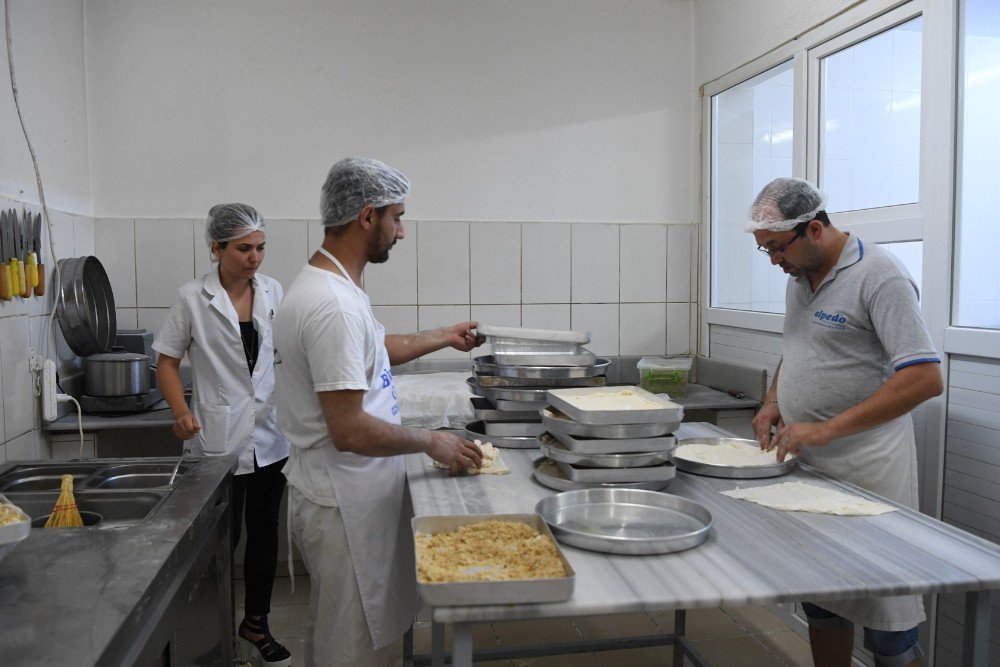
[{"xmin": 4, "ymin": 0, "xmax": 79, "ymax": 452}]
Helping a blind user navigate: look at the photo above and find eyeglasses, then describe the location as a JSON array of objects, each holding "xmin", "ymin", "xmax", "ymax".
[{"xmin": 756, "ymin": 224, "xmax": 807, "ymax": 257}]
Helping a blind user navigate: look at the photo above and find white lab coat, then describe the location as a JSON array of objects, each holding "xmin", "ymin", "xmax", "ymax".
[{"xmin": 153, "ymin": 268, "xmax": 289, "ymax": 475}]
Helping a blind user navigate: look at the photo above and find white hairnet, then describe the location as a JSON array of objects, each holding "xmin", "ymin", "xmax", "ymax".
[
  {"xmin": 205, "ymin": 203, "xmax": 266, "ymax": 246},
  {"xmin": 320, "ymin": 157, "xmax": 411, "ymax": 228},
  {"xmin": 746, "ymin": 177, "xmax": 828, "ymax": 232}
]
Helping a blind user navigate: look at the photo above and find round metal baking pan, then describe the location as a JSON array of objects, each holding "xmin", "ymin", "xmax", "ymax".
[
  {"xmin": 473, "ymin": 372, "xmax": 607, "ymax": 388},
  {"xmin": 466, "ymin": 377, "xmax": 549, "ymax": 403},
  {"xmin": 535, "ymin": 488, "xmax": 713, "ymax": 555},
  {"xmin": 465, "ymin": 420, "xmax": 542, "ymax": 449},
  {"xmin": 541, "ymin": 437, "xmax": 673, "ymax": 468},
  {"xmin": 531, "ymin": 458, "xmax": 672, "ymax": 492},
  {"xmin": 673, "ymin": 437, "xmax": 797, "ymax": 479},
  {"xmin": 541, "ymin": 408, "xmax": 671, "ymax": 439},
  {"xmin": 473, "ymin": 355, "xmax": 610, "ymax": 379},
  {"xmin": 56, "ymin": 256, "xmax": 116, "ymax": 357}
]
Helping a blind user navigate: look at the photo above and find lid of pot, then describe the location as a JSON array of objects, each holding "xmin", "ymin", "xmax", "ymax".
[{"xmin": 86, "ymin": 351, "xmax": 150, "ymax": 363}]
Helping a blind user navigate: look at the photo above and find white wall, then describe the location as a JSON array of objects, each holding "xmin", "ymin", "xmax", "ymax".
[
  {"xmin": 0, "ymin": 1, "xmax": 94, "ymax": 463},
  {"xmin": 85, "ymin": 0, "xmax": 696, "ymax": 224}
]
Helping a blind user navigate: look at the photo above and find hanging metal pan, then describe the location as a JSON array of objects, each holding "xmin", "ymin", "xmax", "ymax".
[{"xmin": 56, "ymin": 256, "xmax": 116, "ymax": 357}]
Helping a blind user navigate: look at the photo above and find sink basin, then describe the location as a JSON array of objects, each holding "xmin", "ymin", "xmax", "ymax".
[
  {"xmin": 0, "ymin": 463, "xmax": 103, "ymax": 492},
  {"xmin": 85, "ymin": 463, "xmax": 193, "ymax": 490},
  {"xmin": 5, "ymin": 490, "xmax": 170, "ymax": 528}
]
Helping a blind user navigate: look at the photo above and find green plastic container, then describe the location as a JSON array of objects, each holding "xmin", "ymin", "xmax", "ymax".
[{"xmin": 637, "ymin": 356, "xmax": 693, "ymax": 398}]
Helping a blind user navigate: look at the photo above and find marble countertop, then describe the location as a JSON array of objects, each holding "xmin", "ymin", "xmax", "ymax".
[
  {"xmin": 405, "ymin": 422, "xmax": 1000, "ymax": 624},
  {"xmin": 0, "ymin": 456, "xmax": 233, "ymax": 665}
]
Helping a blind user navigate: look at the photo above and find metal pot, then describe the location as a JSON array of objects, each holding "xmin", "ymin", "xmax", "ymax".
[{"xmin": 84, "ymin": 351, "xmax": 151, "ymax": 397}]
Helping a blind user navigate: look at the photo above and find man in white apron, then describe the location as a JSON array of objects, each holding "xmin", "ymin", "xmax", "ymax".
[
  {"xmin": 273, "ymin": 157, "xmax": 484, "ymax": 667},
  {"xmin": 747, "ymin": 178, "xmax": 943, "ymax": 667}
]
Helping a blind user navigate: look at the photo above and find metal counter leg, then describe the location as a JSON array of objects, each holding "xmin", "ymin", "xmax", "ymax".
[
  {"xmin": 403, "ymin": 625, "xmax": 414, "ymax": 667},
  {"xmin": 673, "ymin": 609, "xmax": 686, "ymax": 667},
  {"xmin": 964, "ymin": 590, "xmax": 990, "ymax": 667},
  {"xmin": 452, "ymin": 622, "xmax": 473, "ymax": 667},
  {"xmin": 431, "ymin": 621, "xmax": 445, "ymax": 667}
]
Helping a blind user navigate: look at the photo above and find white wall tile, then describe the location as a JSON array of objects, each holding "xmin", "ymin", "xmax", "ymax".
[
  {"xmin": 417, "ymin": 305, "xmax": 472, "ymax": 360},
  {"xmin": 116, "ymin": 308, "xmax": 138, "ymax": 329},
  {"xmin": 523, "ymin": 223, "xmax": 571, "ymax": 303},
  {"xmin": 620, "ymin": 303, "xmax": 666, "ymax": 355},
  {"xmin": 193, "ymin": 217, "xmax": 212, "ymax": 279},
  {"xmin": 137, "ymin": 307, "xmax": 171, "ymax": 340},
  {"xmin": 620, "ymin": 225, "xmax": 666, "ymax": 303},
  {"xmin": 571, "ymin": 304, "xmax": 619, "ymax": 356},
  {"xmin": 4, "ymin": 430, "xmax": 37, "ymax": 460},
  {"xmin": 471, "ymin": 305, "xmax": 520, "ymax": 329},
  {"xmin": 366, "ymin": 220, "xmax": 418, "ymax": 305},
  {"xmin": 851, "ymin": 89, "xmax": 892, "ymax": 163},
  {"xmin": 48, "ymin": 209, "xmax": 76, "ymax": 263},
  {"xmin": 306, "ymin": 219, "xmax": 325, "ymax": 253},
  {"xmin": 372, "ymin": 305, "xmax": 418, "ymax": 336},
  {"xmin": 471, "ymin": 223, "xmax": 520, "ymax": 304},
  {"xmin": 716, "ymin": 87, "xmax": 754, "ymax": 144},
  {"xmin": 769, "ymin": 82, "xmax": 794, "ymax": 159},
  {"xmin": 522, "ymin": 304, "xmax": 570, "ymax": 331},
  {"xmin": 851, "ymin": 160, "xmax": 892, "ymax": 210},
  {"xmin": 136, "ymin": 219, "xmax": 195, "ymax": 307},
  {"xmin": 666, "ymin": 302, "xmax": 692, "ymax": 354},
  {"xmin": 852, "ymin": 31, "xmax": 893, "ymax": 91},
  {"xmin": 95, "ymin": 218, "xmax": 136, "ymax": 307},
  {"xmin": 0, "ymin": 316, "xmax": 34, "ymax": 441},
  {"xmin": 261, "ymin": 218, "xmax": 309, "ymax": 294},
  {"xmin": 74, "ymin": 214, "xmax": 95, "ymax": 256},
  {"xmin": 667, "ymin": 225, "xmax": 693, "ymax": 303},
  {"xmin": 418, "ymin": 221, "xmax": 469, "ymax": 305},
  {"xmin": 572, "ymin": 224, "xmax": 619, "ymax": 303},
  {"xmin": 892, "ymin": 26, "xmax": 923, "ymax": 93}
]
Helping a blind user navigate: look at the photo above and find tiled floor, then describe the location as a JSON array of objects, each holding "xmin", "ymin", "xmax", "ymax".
[{"xmin": 237, "ymin": 575, "xmax": 814, "ymax": 666}]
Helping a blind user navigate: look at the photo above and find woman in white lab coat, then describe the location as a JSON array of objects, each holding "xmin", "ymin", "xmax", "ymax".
[{"xmin": 154, "ymin": 203, "xmax": 291, "ymax": 667}]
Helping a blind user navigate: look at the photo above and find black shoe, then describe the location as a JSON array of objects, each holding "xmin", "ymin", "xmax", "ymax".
[{"xmin": 235, "ymin": 615, "xmax": 292, "ymax": 666}]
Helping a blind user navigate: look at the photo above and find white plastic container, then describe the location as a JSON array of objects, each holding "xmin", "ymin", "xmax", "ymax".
[{"xmin": 0, "ymin": 494, "xmax": 31, "ymax": 564}]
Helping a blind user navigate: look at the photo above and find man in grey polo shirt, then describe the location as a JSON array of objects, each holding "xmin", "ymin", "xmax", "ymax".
[{"xmin": 747, "ymin": 178, "xmax": 943, "ymax": 667}]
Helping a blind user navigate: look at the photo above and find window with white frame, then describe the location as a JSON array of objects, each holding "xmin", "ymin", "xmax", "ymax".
[
  {"xmin": 954, "ymin": 0, "xmax": 1000, "ymax": 329},
  {"xmin": 710, "ymin": 61, "xmax": 794, "ymax": 314},
  {"xmin": 707, "ymin": 3, "xmax": 926, "ymax": 320}
]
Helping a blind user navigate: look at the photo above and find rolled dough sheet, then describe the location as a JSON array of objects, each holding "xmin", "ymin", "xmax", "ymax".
[
  {"xmin": 721, "ymin": 481, "xmax": 897, "ymax": 516},
  {"xmin": 430, "ymin": 440, "xmax": 510, "ymax": 475},
  {"xmin": 675, "ymin": 441, "xmax": 794, "ymax": 467}
]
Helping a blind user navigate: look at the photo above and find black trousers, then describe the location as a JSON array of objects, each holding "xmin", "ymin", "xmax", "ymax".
[{"xmin": 231, "ymin": 455, "xmax": 288, "ymax": 617}]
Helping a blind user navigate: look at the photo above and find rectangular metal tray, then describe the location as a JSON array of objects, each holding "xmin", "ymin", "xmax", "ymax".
[
  {"xmin": 494, "ymin": 350, "xmax": 596, "ymax": 367},
  {"xmin": 540, "ymin": 437, "xmax": 673, "ymax": 468},
  {"xmin": 541, "ymin": 407, "xmax": 674, "ymax": 439},
  {"xmin": 474, "ymin": 372, "xmax": 606, "ymax": 388},
  {"xmin": 466, "ymin": 377, "xmax": 551, "ymax": 403},
  {"xmin": 544, "ymin": 431, "xmax": 677, "ymax": 455},
  {"xmin": 546, "ymin": 386, "xmax": 684, "ymax": 425},
  {"xmin": 412, "ymin": 513, "xmax": 575, "ymax": 606},
  {"xmin": 474, "ymin": 355, "xmax": 609, "ymax": 379},
  {"xmin": 493, "ymin": 398, "xmax": 549, "ymax": 412},
  {"xmin": 532, "ymin": 458, "xmax": 673, "ymax": 492},
  {"xmin": 470, "ymin": 397, "xmax": 541, "ymax": 423},
  {"xmin": 465, "ymin": 420, "xmax": 544, "ymax": 449},
  {"xmin": 476, "ymin": 324, "xmax": 590, "ymax": 344},
  {"xmin": 555, "ymin": 459, "xmax": 677, "ymax": 484}
]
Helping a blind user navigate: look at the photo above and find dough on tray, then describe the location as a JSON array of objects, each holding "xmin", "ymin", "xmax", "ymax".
[
  {"xmin": 721, "ymin": 481, "xmax": 896, "ymax": 516},
  {"xmin": 431, "ymin": 439, "xmax": 509, "ymax": 475},
  {"xmin": 674, "ymin": 440, "xmax": 792, "ymax": 467}
]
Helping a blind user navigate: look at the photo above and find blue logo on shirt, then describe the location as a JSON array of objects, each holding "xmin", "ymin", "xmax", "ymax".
[
  {"xmin": 813, "ymin": 310, "xmax": 848, "ymax": 331},
  {"xmin": 380, "ymin": 368, "xmax": 393, "ymax": 389}
]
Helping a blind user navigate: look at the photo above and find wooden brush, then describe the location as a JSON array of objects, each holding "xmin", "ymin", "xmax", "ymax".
[{"xmin": 45, "ymin": 474, "xmax": 83, "ymax": 528}]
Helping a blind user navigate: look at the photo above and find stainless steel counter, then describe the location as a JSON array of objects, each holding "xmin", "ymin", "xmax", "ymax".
[
  {"xmin": 42, "ymin": 401, "xmax": 176, "ymax": 432},
  {"xmin": 405, "ymin": 422, "xmax": 1000, "ymax": 666},
  {"xmin": 0, "ymin": 456, "xmax": 234, "ymax": 665}
]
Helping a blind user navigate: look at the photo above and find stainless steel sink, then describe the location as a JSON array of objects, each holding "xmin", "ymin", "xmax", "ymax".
[
  {"xmin": 6, "ymin": 490, "xmax": 170, "ymax": 528},
  {"xmin": 0, "ymin": 463, "xmax": 103, "ymax": 492},
  {"xmin": 85, "ymin": 463, "xmax": 193, "ymax": 490}
]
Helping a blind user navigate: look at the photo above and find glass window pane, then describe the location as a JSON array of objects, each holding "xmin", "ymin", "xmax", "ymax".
[
  {"xmin": 820, "ymin": 17, "xmax": 923, "ymax": 213},
  {"xmin": 879, "ymin": 241, "xmax": 923, "ymax": 302},
  {"xmin": 954, "ymin": 0, "xmax": 1000, "ymax": 328},
  {"xmin": 711, "ymin": 61, "xmax": 794, "ymax": 313}
]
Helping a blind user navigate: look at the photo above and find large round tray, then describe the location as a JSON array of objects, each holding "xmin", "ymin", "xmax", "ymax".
[
  {"xmin": 56, "ymin": 256, "xmax": 116, "ymax": 357},
  {"xmin": 465, "ymin": 420, "xmax": 541, "ymax": 449},
  {"xmin": 531, "ymin": 458, "xmax": 671, "ymax": 492},
  {"xmin": 535, "ymin": 488, "xmax": 713, "ymax": 555},
  {"xmin": 541, "ymin": 408, "xmax": 671, "ymax": 439},
  {"xmin": 474, "ymin": 372, "xmax": 607, "ymax": 388},
  {"xmin": 673, "ymin": 437, "xmax": 797, "ymax": 479},
  {"xmin": 466, "ymin": 377, "xmax": 550, "ymax": 403},
  {"xmin": 473, "ymin": 355, "xmax": 610, "ymax": 379},
  {"xmin": 541, "ymin": 437, "xmax": 673, "ymax": 468}
]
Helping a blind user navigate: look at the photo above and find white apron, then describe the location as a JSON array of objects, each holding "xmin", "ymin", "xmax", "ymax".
[{"xmin": 318, "ymin": 248, "xmax": 419, "ymax": 650}]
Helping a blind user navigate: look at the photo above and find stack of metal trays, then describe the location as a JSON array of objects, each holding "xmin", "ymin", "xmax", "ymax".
[{"xmin": 532, "ymin": 386, "xmax": 683, "ymax": 491}]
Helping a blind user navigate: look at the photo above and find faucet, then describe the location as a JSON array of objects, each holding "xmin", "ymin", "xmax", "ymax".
[{"xmin": 168, "ymin": 447, "xmax": 193, "ymax": 487}]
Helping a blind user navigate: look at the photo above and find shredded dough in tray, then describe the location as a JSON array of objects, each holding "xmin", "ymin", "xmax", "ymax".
[{"xmin": 721, "ymin": 481, "xmax": 897, "ymax": 516}]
